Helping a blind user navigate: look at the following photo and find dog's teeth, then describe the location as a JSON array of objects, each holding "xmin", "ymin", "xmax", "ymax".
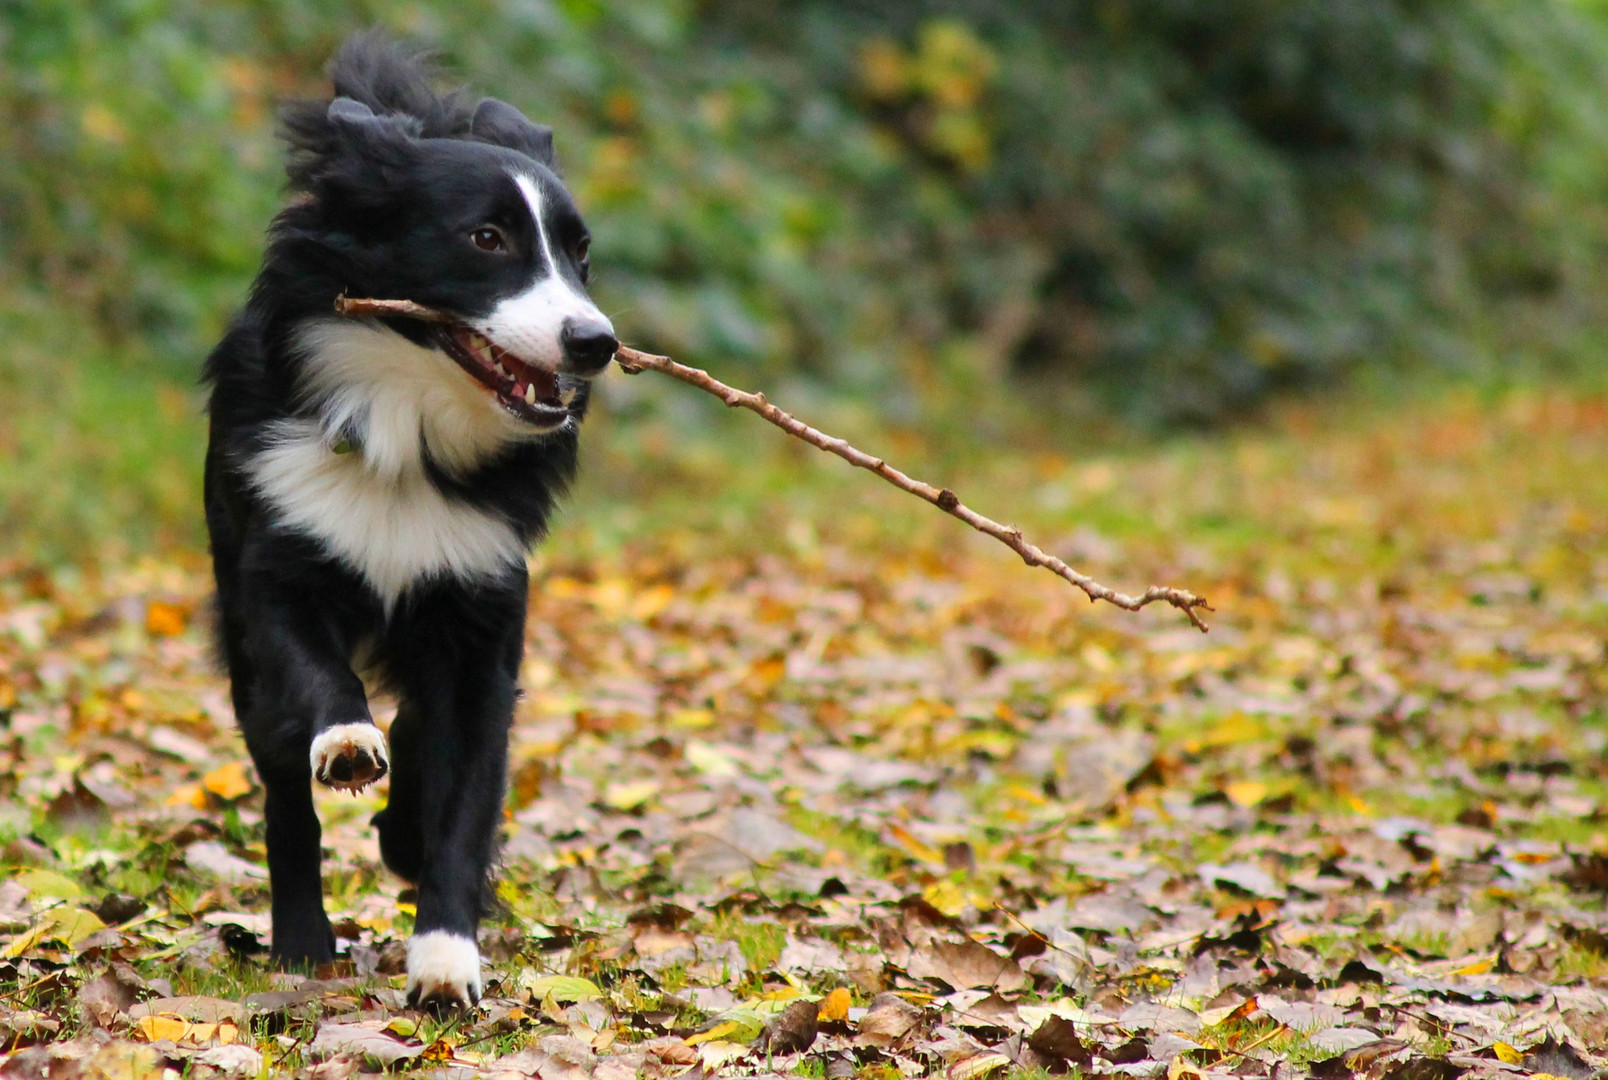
[
  {"xmin": 559, "ymin": 386, "xmax": 577, "ymax": 407},
  {"xmin": 525, "ymin": 383, "xmax": 538, "ymax": 404}
]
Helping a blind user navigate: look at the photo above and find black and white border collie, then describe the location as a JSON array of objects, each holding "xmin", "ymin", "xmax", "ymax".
[{"xmin": 202, "ymin": 35, "xmax": 615, "ymax": 1010}]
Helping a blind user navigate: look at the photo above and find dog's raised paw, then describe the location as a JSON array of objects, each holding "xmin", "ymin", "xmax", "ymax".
[
  {"xmin": 310, "ymin": 722, "xmax": 389, "ymax": 791},
  {"xmin": 406, "ymin": 931, "xmax": 482, "ymax": 1013}
]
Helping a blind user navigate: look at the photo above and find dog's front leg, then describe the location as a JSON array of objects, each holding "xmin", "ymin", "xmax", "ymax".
[
  {"xmin": 390, "ymin": 592, "xmax": 523, "ymax": 1012},
  {"xmin": 234, "ymin": 573, "xmax": 378, "ymax": 968}
]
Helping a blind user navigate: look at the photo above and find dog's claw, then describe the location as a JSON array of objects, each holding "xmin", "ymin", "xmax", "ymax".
[{"xmin": 310, "ymin": 723, "xmax": 389, "ymax": 792}]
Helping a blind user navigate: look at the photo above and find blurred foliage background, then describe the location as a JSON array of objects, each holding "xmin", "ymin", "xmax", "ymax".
[{"xmin": 3, "ymin": 0, "xmax": 1608, "ymax": 557}]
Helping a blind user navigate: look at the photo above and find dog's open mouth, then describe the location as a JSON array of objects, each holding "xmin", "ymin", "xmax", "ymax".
[{"xmin": 434, "ymin": 325, "xmax": 575, "ymax": 427}]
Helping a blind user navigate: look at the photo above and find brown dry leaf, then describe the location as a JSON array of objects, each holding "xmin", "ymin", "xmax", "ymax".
[
  {"xmin": 948, "ymin": 1052, "xmax": 1012, "ymax": 1080},
  {"xmin": 129, "ymin": 996, "xmax": 244, "ymax": 1023},
  {"xmin": 906, "ymin": 940, "xmax": 1028, "ymax": 993},
  {"xmin": 308, "ymin": 1020, "xmax": 428, "ymax": 1066},
  {"xmin": 77, "ymin": 968, "xmax": 142, "ymax": 1027},
  {"xmin": 1025, "ymin": 1016, "xmax": 1092, "ymax": 1068},
  {"xmin": 758, "ymin": 999, "xmax": 819, "ymax": 1055},
  {"xmin": 182, "ymin": 840, "xmax": 268, "ymax": 884},
  {"xmin": 858, "ymin": 992, "xmax": 926, "ymax": 1044}
]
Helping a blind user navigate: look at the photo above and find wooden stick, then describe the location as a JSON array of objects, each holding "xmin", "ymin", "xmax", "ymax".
[{"xmin": 334, "ymin": 295, "xmax": 1213, "ymax": 630}]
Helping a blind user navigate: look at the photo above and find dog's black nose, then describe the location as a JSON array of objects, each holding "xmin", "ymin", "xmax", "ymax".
[{"xmin": 561, "ymin": 320, "xmax": 618, "ymax": 376}]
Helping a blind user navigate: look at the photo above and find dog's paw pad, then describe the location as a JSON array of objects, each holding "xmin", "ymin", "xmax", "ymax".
[
  {"xmin": 406, "ymin": 931, "xmax": 482, "ymax": 1013},
  {"xmin": 310, "ymin": 723, "xmax": 389, "ymax": 791}
]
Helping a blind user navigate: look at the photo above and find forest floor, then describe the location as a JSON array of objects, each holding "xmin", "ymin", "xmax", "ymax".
[{"xmin": 1, "ymin": 382, "xmax": 1606, "ymax": 1080}]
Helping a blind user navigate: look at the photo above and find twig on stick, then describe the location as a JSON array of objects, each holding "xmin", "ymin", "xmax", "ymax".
[
  {"xmin": 336, "ymin": 296, "xmax": 454, "ymax": 323},
  {"xmin": 334, "ymin": 295, "xmax": 1214, "ymax": 630}
]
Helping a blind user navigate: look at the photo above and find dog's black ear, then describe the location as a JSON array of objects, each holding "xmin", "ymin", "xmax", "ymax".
[
  {"xmin": 471, "ymin": 98, "xmax": 556, "ymax": 167},
  {"xmin": 328, "ymin": 96, "xmax": 378, "ymax": 125},
  {"xmin": 326, "ymin": 96, "xmax": 422, "ymax": 142},
  {"xmin": 283, "ymin": 93, "xmax": 422, "ymax": 195}
]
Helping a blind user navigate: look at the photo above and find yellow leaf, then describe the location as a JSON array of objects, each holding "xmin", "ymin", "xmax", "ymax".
[
  {"xmin": 203, "ymin": 761, "xmax": 253, "ymax": 801},
  {"xmin": 145, "ymin": 601, "xmax": 189, "ymax": 637},
  {"xmin": 697, "ymin": 1040, "xmax": 751, "ymax": 1069},
  {"xmin": 630, "ymin": 584, "xmax": 675, "ymax": 620},
  {"xmin": 922, "ymin": 880, "xmax": 969, "ymax": 917},
  {"xmin": 134, "ymin": 1014, "xmax": 191, "ymax": 1042},
  {"xmin": 189, "ymin": 1022, "xmax": 218, "ymax": 1044},
  {"xmin": 46, "ymin": 907, "xmax": 107, "ymax": 947},
  {"xmin": 888, "ymin": 823, "xmax": 946, "ymax": 865},
  {"xmin": 1004, "ymin": 783, "xmax": 1047, "ymax": 806},
  {"xmin": 384, "ymin": 1017, "xmax": 418, "ymax": 1038},
  {"xmin": 668, "ymin": 708, "xmax": 714, "ymax": 729},
  {"xmin": 1167, "ymin": 1057, "xmax": 1204, "ymax": 1080},
  {"xmin": 167, "ymin": 784, "xmax": 208, "ymax": 809},
  {"xmin": 1453, "ymin": 957, "xmax": 1495, "ymax": 976},
  {"xmin": 422, "ymin": 1038, "xmax": 456, "ymax": 1062},
  {"xmin": 685, "ymin": 1021, "xmax": 742, "ymax": 1046},
  {"xmin": 603, "ymin": 779, "xmax": 659, "ymax": 811},
  {"xmin": 1493, "ymin": 1043, "xmax": 1523, "ymax": 1065},
  {"xmin": 685, "ymin": 741, "xmax": 739, "ymax": 777},
  {"xmin": 4, "ymin": 922, "xmax": 49, "ymax": 958},
  {"xmin": 522, "ymin": 974, "xmax": 604, "ymax": 1002},
  {"xmin": 1225, "ymin": 781, "xmax": 1267, "ymax": 808},
  {"xmin": 818, "ymin": 988, "xmax": 851, "ymax": 1022},
  {"xmin": 16, "ymin": 869, "xmax": 82, "ymax": 902}
]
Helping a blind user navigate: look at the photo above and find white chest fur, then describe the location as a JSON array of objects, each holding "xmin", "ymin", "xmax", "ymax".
[{"xmin": 245, "ymin": 321, "xmax": 532, "ymax": 608}]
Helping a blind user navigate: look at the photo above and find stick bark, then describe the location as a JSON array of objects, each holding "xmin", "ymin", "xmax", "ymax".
[{"xmin": 334, "ymin": 295, "xmax": 1213, "ymax": 630}]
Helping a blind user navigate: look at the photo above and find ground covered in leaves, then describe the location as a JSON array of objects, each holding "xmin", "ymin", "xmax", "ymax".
[{"xmin": 1, "ymin": 387, "xmax": 1606, "ymax": 1080}]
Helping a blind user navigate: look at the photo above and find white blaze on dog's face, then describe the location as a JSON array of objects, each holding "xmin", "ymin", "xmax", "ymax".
[
  {"xmin": 425, "ymin": 164, "xmax": 618, "ymax": 436},
  {"xmin": 472, "ymin": 174, "xmax": 612, "ymax": 370}
]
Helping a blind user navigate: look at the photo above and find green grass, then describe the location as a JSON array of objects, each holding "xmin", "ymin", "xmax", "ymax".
[{"xmin": 705, "ymin": 914, "xmax": 786, "ymax": 980}]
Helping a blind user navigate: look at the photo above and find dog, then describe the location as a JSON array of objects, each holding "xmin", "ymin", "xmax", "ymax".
[{"xmin": 202, "ymin": 34, "xmax": 615, "ymax": 1010}]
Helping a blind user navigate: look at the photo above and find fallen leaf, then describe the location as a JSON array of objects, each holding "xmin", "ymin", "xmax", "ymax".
[
  {"xmin": 906, "ymin": 940, "xmax": 1028, "ymax": 993},
  {"xmin": 949, "ymin": 1052, "xmax": 1011, "ymax": 1080},
  {"xmin": 522, "ymin": 974, "xmax": 605, "ymax": 1002},
  {"xmin": 202, "ymin": 760, "xmax": 253, "ymax": 800},
  {"xmin": 183, "ymin": 840, "xmax": 267, "ymax": 884},
  {"xmin": 145, "ymin": 601, "xmax": 189, "ymax": 637},
  {"xmin": 309, "ymin": 1021, "xmax": 427, "ymax": 1066},
  {"xmin": 133, "ymin": 1014, "xmax": 191, "ymax": 1042},
  {"xmin": 858, "ymin": 992, "xmax": 925, "ymax": 1044},
  {"xmin": 818, "ymin": 987, "xmax": 852, "ymax": 1022},
  {"xmin": 758, "ymin": 999, "xmax": 819, "ymax": 1055}
]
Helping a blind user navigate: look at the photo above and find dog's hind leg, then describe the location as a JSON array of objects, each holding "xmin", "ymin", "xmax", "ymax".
[{"xmin": 373, "ymin": 702, "xmax": 425, "ymax": 883}]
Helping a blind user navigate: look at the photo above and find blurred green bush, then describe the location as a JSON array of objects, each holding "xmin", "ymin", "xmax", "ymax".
[{"xmin": 3, "ymin": 0, "xmax": 1607, "ymax": 427}]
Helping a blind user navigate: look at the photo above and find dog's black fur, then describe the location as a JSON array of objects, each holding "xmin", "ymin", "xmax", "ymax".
[{"xmin": 203, "ymin": 34, "xmax": 614, "ymax": 1008}]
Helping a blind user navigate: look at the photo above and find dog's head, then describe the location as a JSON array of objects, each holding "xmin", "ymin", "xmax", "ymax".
[{"xmin": 284, "ymin": 73, "xmax": 613, "ymax": 435}]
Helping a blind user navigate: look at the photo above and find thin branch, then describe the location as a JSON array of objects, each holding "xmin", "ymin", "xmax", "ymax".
[
  {"xmin": 335, "ymin": 296, "xmax": 454, "ymax": 323},
  {"xmin": 333, "ymin": 295, "xmax": 1214, "ymax": 631}
]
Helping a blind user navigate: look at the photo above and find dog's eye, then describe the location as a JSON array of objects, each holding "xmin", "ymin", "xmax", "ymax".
[
  {"xmin": 574, "ymin": 237, "xmax": 590, "ymax": 263},
  {"xmin": 470, "ymin": 227, "xmax": 506, "ymax": 253}
]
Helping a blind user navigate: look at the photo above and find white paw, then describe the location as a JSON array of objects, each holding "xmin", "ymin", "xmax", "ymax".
[
  {"xmin": 406, "ymin": 931, "xmax": 482, "ymax": 1011},
  {"xmin": 310, "ymin": 723, "xmax": 389, "ymax": 791}
]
